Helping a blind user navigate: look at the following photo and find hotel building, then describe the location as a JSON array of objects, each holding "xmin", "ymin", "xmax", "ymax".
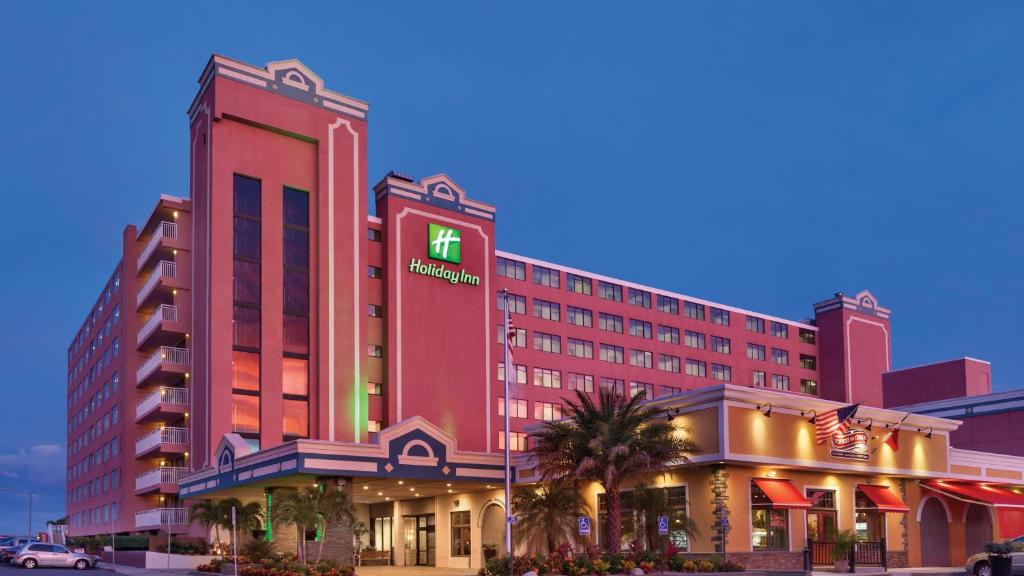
[{"xmin": 65, "ymin": 55, "xmax": 1024, "ymax": 571}]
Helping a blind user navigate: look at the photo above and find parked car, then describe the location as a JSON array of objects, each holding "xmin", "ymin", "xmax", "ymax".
[
  {"xmin": 13, "ymin": 543, "xmax": 99, "ymax": 570},
  {"xmin": 966, "ymin": 536, "xmax": 1024, "ymax": 576},
  {"xmin": 0, "ymin": 538, "xmax": 35, "ymax": 563}
]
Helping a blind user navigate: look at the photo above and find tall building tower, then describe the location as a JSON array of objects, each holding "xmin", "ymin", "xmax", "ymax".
[{"xmin": 813, "ymin": 290, "xmax": 892, "ymax": 406}]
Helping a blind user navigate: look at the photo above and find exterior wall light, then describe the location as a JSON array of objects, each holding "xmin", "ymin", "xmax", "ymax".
[
  {"xmin": 757, "ymin": 403, "xmax": 772, "ymax": 418},
  {"xmin": 801, "ymin": 410, "xmax": 817, "ymax": 424}
]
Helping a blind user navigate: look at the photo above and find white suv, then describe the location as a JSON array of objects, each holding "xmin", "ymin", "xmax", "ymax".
[{"xmin": 13, "ymin": 543, "xmax": 98, "ymax": 570}]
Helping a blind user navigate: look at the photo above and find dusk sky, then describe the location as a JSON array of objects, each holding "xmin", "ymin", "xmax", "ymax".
[{"xmin": 2, "ymin": 1, "xmax": 1022, "ymax": 534}]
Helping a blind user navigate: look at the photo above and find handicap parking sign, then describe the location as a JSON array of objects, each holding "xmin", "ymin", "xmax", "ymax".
[
  {"xmin": 578, "ymin": 516, "xmax": 591, "ymax": 536},
  {"xmin": 657, "ymin": 516, "xmax": 669, "ymax": 535}
]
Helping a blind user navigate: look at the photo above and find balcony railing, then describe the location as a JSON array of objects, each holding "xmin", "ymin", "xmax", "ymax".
[
  {"xmin": 135, "ymin": 386, "xmax": 189, "ymax": 421},
  {"xmin": 136, "ymin": 260, "xmax": 176, "ymax": 308},
  {"xmin": 135, "ymin": 426, "xmax": 187, "ymax": 456},
  {"xmin": 137, "ymin": 221, "xmax": 178, "ymax": 271},
  {"xmin": 135, "ymin": 466, "xmax": 188, "ymax": 491},
  {"xmin": 137, "ymin": 304, "xmax": 178, "ymax": 345},
  {"xmin": 135, "ymin": 507, "xmax": 189, "ymax": 529},
  {"xmin": 136, "ymin": 346, "xmax": 190, "ymax": 385}
]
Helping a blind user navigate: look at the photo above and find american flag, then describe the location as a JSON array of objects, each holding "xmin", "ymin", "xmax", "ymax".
[
  {"xmin": 506, "ymin": 317, "xmax": 516, "ymax": 364},
  {"xmin": 815, "ymin": 403, "xmax": 860, "ymax": 445}
]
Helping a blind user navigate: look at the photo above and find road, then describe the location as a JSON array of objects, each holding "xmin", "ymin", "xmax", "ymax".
[{"xmin": 0, "ymin": 560, "xmax": 115, "ymax": 576}]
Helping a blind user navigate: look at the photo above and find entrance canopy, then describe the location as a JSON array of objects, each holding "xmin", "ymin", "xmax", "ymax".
[
  {"xmin": 857, "ymin": 484, "xmax": 909, "ymax": 512},
  {"xmin": 752, "ymin": 477, "xmax": 812, "ymax": 509},
  {"xmin": 921, "ymin": 480, "xmax": 1024, "ymax": 508}
]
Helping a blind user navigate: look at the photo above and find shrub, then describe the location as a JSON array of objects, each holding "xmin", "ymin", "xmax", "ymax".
[{"xmin": 241, "ymin": 540, "xmax": 275, "ymax": 562}]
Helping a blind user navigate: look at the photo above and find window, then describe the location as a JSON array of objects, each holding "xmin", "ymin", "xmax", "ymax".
[
  {"xmin": 771, "ymin": 348, "xmax": 789, "ymax": 366},
  {"xmin": 659, "ymin": 385, "xmax": 681, "ymax": 397},
  {"xmin": 567, "ymin": 306, "xmax": 593, "ymax": 327},
  {"xmin": 771, "ymin": 374, "xmax": 790, "ymax": 391},
  {"xmin": 799, "ymin": 328, "xmax": 816, "ymax": 344},
  {"xmin": 231, "ymin": 394, "xmax": 260, "ymax": 434},
  {"xmin": 599, "ymin": 313, "xmax": 623, "ymax": 333},
  {"xmin": 684, "ymin": 301, "xmax": 705, "ymax": 321},
  {"xmin": 532, "ymin": 265, "xmax": 560, "ymax": 288},
  {"xmin": 710, "ymin": 307, "xmax": 730, "ymax": 326},
  {"xmin": 685, "ymin": 359, "xmax": 706, "ymax": 377},
  {"xmin": 854, "ymin": 488, "xmax": 886, "ymax": 542},
  {"xmin": 534, "ymin": 332, "xmax": 561, "ymax": 354},
  {"xmin": 533, "ymin": 367, "xmax": 562, "ymax": 389},
  {"xmin": 751, "ymin": 481, "xmax": 789, "ymax": 550},
  {"xmin": 629, "ymin": 381, "xmax": 654, "ymax": 399},
  {"xmin": 232, "ymin": 351, "xmax": 260, "ymax": 391},
  {"xmin": 629, "ymin": 319, "xmax": 652, "ymax": 339},
  {"xmin": 451, "ymin": 511, "xmax": 471, "ymax": 556},
  {"xmin": 368, "ymin": 228, "xmax": 382, "ymax": 241},
  {"xmin": 659, "ymin": 354, "xmax": 681, "ymax": 373},
  {"xmin": 657, "ymin": 295, "xmax": 679, "ymax": 314},
  {"xmin": 497, "ymin": 398, "xmax": 528, "ymax": 418},
  {"xmin": 283, "ymin": 399, "xmax": 308, "ymax": 438},
  {"xmin": 533, "ymin": 299, "xmax": 561, "ymax": 321},
  {"xmin": 628, "ymin": 288, "xmax": 651, "ymax": 308},
  {"xmin": 568, "ymin": 373, "xmax": 594, "ymax": 392},
  {"xmin": 657, "ymin": 325, "xmax": 679, "ymax": 344},
  {"xmin": 711, "ymin": 363, "xmax": 732, "ymax": 382},
  {"xmin": 747, "ymin": 343, "xmax": 766, "ymax": 361},
  {"xmin": 684, "ymin": 330, "xmax": 705, "ymax": 349},
  {"xmin": 597, "ymin": 486, "xmax": 691, "ymax": 551},
  {"xmin": 566, "ymin": 338, "xmax": 593, "ymax": 359},
  {"xmin": 600, "ymin": 377, "xmax": 625, "ymax": 396},
  {"xmin": 282, "ymin": 358, "xmax": 308, "ymax": 396},
  {"xmin": 497, "ymin": 256, "xmax": 526, "ymax": 280},
  {"xmin": 498, "ymin": 293, "xmax": 526, "ymax": 314},
  {"xmin": 368, "ymin": 345, "xmax": 384, "ymax": 358},
  {"xmin": 598, "ymin": 281, "xmax": 622, "ymax": 302},
  {"xmin": 367, "ymin": 265, "xmax": 382, "ymax": 279},
  {"xmin": 771, "ymin": 321, "xmax": 789, "ymax": 339},
  {"xmin": 498, "ymin": 325, "xmax": 527, "ymax": 349},
  {"xmin": 629, "ymin": 349, "xmax": 653, "ymax": 369},
  {"xmin": 710, "ymin": 336, "xmax": 731, "ymax": 354},
  {"xmin": 600, "ymin": 344, "xmax": 624, "ymax": 364},
  {"xmin": 367, "ymin": 304, "xmax": 383, "ymax": 318},
  {"xmin": 805, "ymin": 489, "xmax": 837, "ymax": 544},
  {"xmin": 566, "ymin": 273, "xmax": 592, "ymax": 295},
  {"xmin": 498, "ymin": 362, "xmax": 527, "ymax": 385},
  {"xmin": 800, "ymin": 354, "xmax": 817, "ymax": 370},
  {"xmin": 746, "ymin": 316, "xmax": 766, "ymax": 334},
  {"xmin": 498, "ymin": 431, "xmax": 528, "ymax": 451},
  {"xmin": 233, "ymin": 306, "xmax": 261, "ymax": 348},
  {"xmin": 801, "ymin": 379, "xmax": 818, "ymax": 395},
  {"xmin": 368, "ymin": 382, "xmax": 382, "ymax": 395},
  {"xmin": 535, "ymin": 402, "xmax": 562, "ymax": 421}
]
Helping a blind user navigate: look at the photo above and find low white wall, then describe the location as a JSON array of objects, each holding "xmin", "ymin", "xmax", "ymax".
[{"xmin": 143, "ymin": 552, "xmax": 217, "ymax": 569}]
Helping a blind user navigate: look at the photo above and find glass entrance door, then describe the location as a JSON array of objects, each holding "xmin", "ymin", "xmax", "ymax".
[{"xmin": 403, "ymin": 515, "xmax": 435, "ymax": 566}]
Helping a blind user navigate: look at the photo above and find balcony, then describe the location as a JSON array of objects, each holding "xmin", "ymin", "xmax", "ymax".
[
  {"xmin": 135, "ymin": 426, "xmax": 187, "ymax": 457},
  {"xmin": 136, "ymin": 260, "xmax": 176, "ymax": 309},
  {"xmin": 137, "ymin": 305, "xmax": 185, "ymax": 349},
  {"xmin": 135, "ymin": 466, "xmax": 187, "ymax": 494},
  {"xmin": 136, "ymin": 346, "xmax": 190, "ymax": 387},
  {"xmin": 137, "ymin": 221, "xmax": 178, "ymax": 271},
  {"xmin": 135, "ymin": 507, "xmax": 189, "ymax": 530},
  {"xmin": 135, "ymin": 386, "xmax": 189, "ymax": 423}
]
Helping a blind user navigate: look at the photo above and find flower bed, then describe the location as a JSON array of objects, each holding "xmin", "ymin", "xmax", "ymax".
[{"xmin": 479, "ymin": 544, "xmax": 745, "ymax": 576}]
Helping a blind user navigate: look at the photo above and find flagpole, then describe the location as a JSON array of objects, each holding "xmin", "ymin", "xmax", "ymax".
[{"xmin": 502, "ymin": 288, "xmax": 512, "ymax": 569}]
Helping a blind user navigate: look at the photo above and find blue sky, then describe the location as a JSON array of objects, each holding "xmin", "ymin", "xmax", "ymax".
[{"xmin": 1, "ymin": 1, "xmax": 1022, "ymax": 534}]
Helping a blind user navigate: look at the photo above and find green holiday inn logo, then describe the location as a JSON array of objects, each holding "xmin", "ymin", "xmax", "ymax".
[{"xmin": 428, "ymin": 223, "xmax": 461, "ymax": 264}]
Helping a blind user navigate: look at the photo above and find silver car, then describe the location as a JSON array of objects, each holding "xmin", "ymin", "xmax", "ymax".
[
  {"xmin": 966, "ymin": 536, "xmax": 1024, "ymax": 576},
  {"xmin": 13, "ymin": 543, "xmax": 98, "ymax": 570}
]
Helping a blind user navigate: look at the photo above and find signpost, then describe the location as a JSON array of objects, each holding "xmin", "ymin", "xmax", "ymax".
[
  {"xmin": 232, "ymin": 506, "xmax": 239, "ymax": 576},
  {"xmin": 578, "ymin": 516, "xmax": 591, "ymax": 537}
]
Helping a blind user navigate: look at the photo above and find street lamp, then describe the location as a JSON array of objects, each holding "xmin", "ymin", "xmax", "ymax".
[{"xmin": 0, "ymin": 487, "xmax": 33, "ymax": 537}]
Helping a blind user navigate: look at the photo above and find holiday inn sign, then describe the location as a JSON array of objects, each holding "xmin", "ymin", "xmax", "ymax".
[{"xmin": 407, "ymin": 223, "xmax": 481, "ymax": 286}]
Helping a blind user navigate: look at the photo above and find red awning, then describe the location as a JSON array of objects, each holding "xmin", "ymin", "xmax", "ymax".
[
  {"xmin": 921, "ymin": 480, "xmax": 1024, "ymax": 508},
  {"xmin": 752, "ymin": 477, "xmax": 812, "ymax": 509},
  {"xmin": 857, "ymin": 484, "xmax": 910, "ymax": 512}
]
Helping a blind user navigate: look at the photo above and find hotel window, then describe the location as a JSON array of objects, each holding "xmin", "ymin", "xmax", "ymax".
[
  {"xmin": 771, "ymin": 321, "xmax": 789, "ymax": 339},
  {"xmin": 710, "ymin": 307, "xmax": 730, "ymax": 326},
  {"xmin": 367, "ymin": 265, "xmax": 382, "ymax": 279},
  {"xmin": 498, "ymin": 362, "xmax": 527, "ymax": 384},
  {"xmin": 751, "ymin": 481, "xmax": 789, "ymax": 551},
  {"xmin": 566, "ymin": 273, "xmax": 592, "ymax": 295},
  {"xmin": 567, "ymin": 306, "xmax": 593, "ymax": 327},
  {"xmin": 533, "ymin": 367, "xmax": 562, "ymax": 389},
  {"xmin": 629, "ymin": 319, "xmax": 653, "ymax": 339},
  {"xmin": 659, "ymin": 354, "xmax": 681, "ymax": 373},
  {"xmin": 746, "ymin": 316, "xmax": 766, "ymax": 334},
  {"xmin": 600, "ymin": 377, "xmax": 625, "ymax": 396},
  {"xmin": 497, "ymin": 398, "xmax": 528, "ymax": 418},
  {"xmin": 233, "ymin": 174, "xmax": 261, "ymax": 448},
  {"xmin": 800, "ymin": 354, "xmax": 817, "ymax": 370},
  {"xmin": 535, "ymin": 402, "xmax": 562, "ymax": 421},
  {"xmin": 533, "ymin": 299, "xmax": 561, "ymax": 321},
  {"xmin": 498, "ymin": 325, "xmax": 527, "ymax": 348},
  {"xmin": 497, "ymin": 256, "xmax": 526, "ymax": 280},
  {"xmin": 710, "ymin": 336, "xmax": 731, "ymax": 354},
  {"xmin": 534, "ymin": 332, "xmax": 561, "ymax": 354},
  {"xmin": 368, "ymin": 228, "xmax": 382, "ymax": 241},
  {"xmin": 532, "ymin": 265, "xmax": 560, "ymax": 288},
  {"xmin": 771, "ymin": 348, "xmax": 789, "ymax": 365},
  {"xmin": 599, "ymin": 313, "xmax": 624, "ymax": 333},
  {"xmin": 598, "ymin": 281, "xmax": 623, "ymax": 302},
  {"xmin": 771, "ymin": 374, "xmax": 790, "ymax": 391},
  {"xmin": 657, "ymin": 325, "xmax": 680, "ymax": 344},
  {"xmin": 567, "ymin": 337, "xmax": 594, "ymax": 359},
  {"xmin": 685, "ymin": 359, "xmax": 706, "ymax": 377},
  {"xmin": 659, "ymin": 385, "xmax": 681, "ymax": 396},
  {"xmin": 498, "ymin": 431, "xmax": 528, "ymax": 451},
  {"xmin": 629, "ymin": 381, "xmax": 654, "ymax": 399},
  {"xmin": 684, "ymin": 301, "xmax": 705, "ymax": 321},
  {"xmin": 656, "ymin": 294, "xmax": 679, "ymax": 315},
  {"xmin": 747, "ymin": 343, "xmax": 766, "ymax": 361},
  {"xmin": 367, "ymin": 304, "xmax": 383, "ymax": 318},
  {"xmin": 367, "ymin": 382, "xmax": 383, "ymax": 396},
  {"xmin": 283, "ymin": 186, "xmax": 310, "ymax": 440},
  {"xmin": 711, "ymin": 363, "xmax": 732, "ymax": 382},
  {"xmin": 801, "ymin": 379, "xmax": 818, "ymax": 395},
  {"xmin": 684, "ymin": 330, "xmax": 705, "ymax": 349},
  {"xmin": 497, "ymin": 292, "xmax": 526, "ymax": 314},
  {"xmin": 568, "ymin": 372, "xmax": 594, "ymax": 392},
  {"xmin": 806, "ymin": 489, "xmax": 837, "ymax": 544},
  {"xmin": 451, "ymin": 510, "xmax": 472, "ymax": 556},
  {"xmin": 600, "ymin": 344, "xmax": 624, "ymax": 364},
  {"xmin": 368, "ymin": 345, "xmax": 384, "ymax": 358},
  {"xmin": 799, "ymin": 328, "xmax": 816, "ymax": 344},
  {"xmin": 628, "ymin": 288, "xmax": 652, "ymax": 308},
  {"xmin": 629, "ymin": 349, "xmax": 653, "ymax": 369}
]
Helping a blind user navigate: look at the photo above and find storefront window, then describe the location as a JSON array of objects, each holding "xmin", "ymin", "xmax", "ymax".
[
  {"xmin": 751, "ymin": 482, "xmax": 789, "ymax": 550},
  {"xmin": 451, "ymin": 511, "xmax": 471, "ymax": 556},
  {"xmin": 597, "ymin": 487, "xmax": 690, "ymax": 551},
  {"xmin": 854, "ymin": 489, "xmax": 884, "ymax": 542},
  {"xmin": 598, "ymin": 491, "xmax": 636, "ymax": 550}
]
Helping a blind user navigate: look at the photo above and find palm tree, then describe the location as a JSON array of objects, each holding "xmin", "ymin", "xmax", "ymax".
[
  {"xmin": 511, "ymin": 478, "xmax": 590, "ymax": 554},
  {"xmin": 190, "ymin": 500, "xmax": 224, "ymax": 544},
  {"xmin": 313, "ymin": 487, "xmax": 356, "ymax": 564},
  {"xmin": 632, "ymin": 483, "xmax": 699, "ymax": 552},
  {"xmin": 272, "ymin": 488, "xmax": 320, "ymax": 564},
  {"xmin": 218, "ymin": 498, "xmax": 265, "ymax": 542},
  {"xmin": 530, "ymin": 388, "xmax": 701, "ymax": 552}
]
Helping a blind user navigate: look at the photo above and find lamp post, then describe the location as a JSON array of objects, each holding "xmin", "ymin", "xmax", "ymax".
[{"xmin": 0, "ymin": 487, "xmax": 33, "ymax": 537}]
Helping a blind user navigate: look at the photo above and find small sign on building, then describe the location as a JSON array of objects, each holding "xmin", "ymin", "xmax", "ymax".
[
  {"xmin": 578, "ymin": 516, "xmax": 591, "ymax": 536},
  {"xmin": 658, "ymin": 516, "xmax": 669, "ymax": 535}
]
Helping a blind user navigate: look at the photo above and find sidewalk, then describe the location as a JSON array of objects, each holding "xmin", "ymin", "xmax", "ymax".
[
  {"xmin": 811, "ymin": 568, "xmax": 965, "ymax": 576},
  {"xmin": 99, "ymin": 563, "xmax": 196, "ymax": 576}
]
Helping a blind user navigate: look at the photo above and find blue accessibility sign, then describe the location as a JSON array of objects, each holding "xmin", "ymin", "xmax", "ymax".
[
  {"xmin": 578, "ymin": 516, "xmax": 591, "ymax": 536},
  {"xmin": 657, "ymin": 516, "xmax": 669, "ymax": 535}
]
